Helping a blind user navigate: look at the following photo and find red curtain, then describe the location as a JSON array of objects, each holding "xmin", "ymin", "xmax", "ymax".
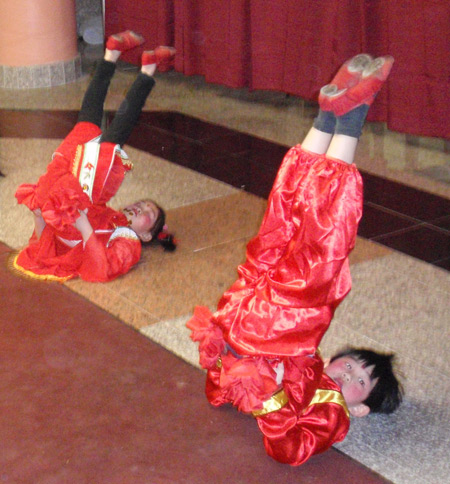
[
  {"xmin": 105, "ymin": 0, "xmax": 175, "ymax": 65},
  {"xmin": 105, "ymin": 0, "xmax": 450, "ymax": 138}
]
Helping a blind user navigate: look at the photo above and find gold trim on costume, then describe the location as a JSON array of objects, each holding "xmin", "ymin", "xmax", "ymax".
[
  {"xmin": 252, "ymin": 387, "xmax": 349, "ymax": 418},
  {"xmin": 72, "ymin": 145, "xmax": 83, "ymax": 177},
  {"xmin": 107, "ymin": 227, "xmax": 139, "ymax": 247},
  {"xmin": 309, "ymin": 388, "xmax": 349, "ymax": 418},
  {"xmin": 8, "ymin": 251, "xmax": 72, "ymax": 283},
  {"xmin": 252, "ymin": 389, "xmax": 289, "ymax": 417}
]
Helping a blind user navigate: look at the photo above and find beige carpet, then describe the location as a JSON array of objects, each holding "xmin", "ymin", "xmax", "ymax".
[{"xmin": 1, "ymin": 139, "xmax": 449, "ymax": 484}]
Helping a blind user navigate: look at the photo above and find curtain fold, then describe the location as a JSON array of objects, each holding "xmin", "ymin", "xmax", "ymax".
[{"xmin": 105, "ymin": 0, "xmax": 450, "ymax": 138}]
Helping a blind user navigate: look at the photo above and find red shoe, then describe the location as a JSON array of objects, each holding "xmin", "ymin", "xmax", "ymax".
[
  {"xmin": 154, "ymin": 46, "xmax": 176, "ymax": 72},
  {"xmin": 142, "ymin": 50, "xmax": 157, "ymax": 66},
  {"xmin": 142, "ymin": 46, "xmax": 176, "ymax": 72},
  {"xmin": 325, "ymin": 56, "xmax": 394, "ymax": 116},
  {"xmin": 345, "ymin": 56, "xmax": 394, "ymax": 112},
  {"xmin": 319, "ymin": 54, "xmax": 372, "ymax": 112},
  {"xmin": 106, "ymin": 30, "xmax": 144, "ymax": 52}
]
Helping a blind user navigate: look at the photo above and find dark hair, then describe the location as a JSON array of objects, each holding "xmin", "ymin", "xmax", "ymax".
[
  {"xmin": 143, "ymin": 202, "xmax": 177, "ymax": 252},
  {"xmin": 330, "ymin": 348, "xmax": 403, "ymax": 414}
]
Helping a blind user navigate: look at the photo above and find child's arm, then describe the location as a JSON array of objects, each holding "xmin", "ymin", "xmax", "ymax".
[
  {"xmin": 77, "ymin": 227, "xmax": 141, "ymax": 282},
  {"xmin": 71, "ymin": 210, "xmax": 141, "ymax": 282}
]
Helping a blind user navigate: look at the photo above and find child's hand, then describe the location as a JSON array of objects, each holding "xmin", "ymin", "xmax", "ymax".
[
  {"xmin": 32, "ymin": 208, "xmax": 46, "ymax": 239},
  {"xmin": 74, "ymin": 209, "xmax": 93, "ymax": 242},
  {"xmin": 74, "ymin": 209, "xmax": 88, "ymax": 229}
]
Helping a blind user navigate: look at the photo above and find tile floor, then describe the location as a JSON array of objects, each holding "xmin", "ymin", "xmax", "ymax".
[
  {"xmin": 2, "ymin": 108, "xmax": 448, "ymax": 269},
  {"xmin": 0, "ymin": 241, "xmax": 392, "ymax": 484}
]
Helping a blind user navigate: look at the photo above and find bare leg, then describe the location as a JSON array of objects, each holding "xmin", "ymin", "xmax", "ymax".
[
  {"xmin": 302, "ymin": 105, "xmax": 337, "ymax": 154},
  {"xmin": 325, "ymin": 134, "xmax": 359, "ymax": 164},
  {"xmin": 302, "ymin": 127, "xmax": 333, "ymax": 155}
]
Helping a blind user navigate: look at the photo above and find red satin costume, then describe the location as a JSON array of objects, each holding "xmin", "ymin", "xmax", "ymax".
[
  {"xmin": 187, "ymin": 145, "xmax": 363, "ymax": 465},
  {"xmin": 13, "ymin": 122, "xmax": 141, "ymax": 282}
]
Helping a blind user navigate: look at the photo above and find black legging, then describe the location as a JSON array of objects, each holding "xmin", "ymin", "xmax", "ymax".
[{"xmin": 77, "ymin": 60, "xmax": 155, "ymax": 147}]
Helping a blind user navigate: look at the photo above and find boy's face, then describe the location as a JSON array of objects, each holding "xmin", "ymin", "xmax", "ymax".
[
  {"xmin": 122, "ymin": 200, "xmax": 159, "ymax": 242},
  {"xmin": 324, "ymin": 356, "xmax": 378, "ymax": 417}
]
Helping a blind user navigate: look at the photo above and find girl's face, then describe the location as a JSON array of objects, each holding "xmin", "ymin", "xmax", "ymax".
[
  {"xmin": 324, "ymin": 356, "xmax": 377, "ymax": 410},
  {"xmin": 122, "ymin": 200, "xmax": 159, "ymax": 241}
]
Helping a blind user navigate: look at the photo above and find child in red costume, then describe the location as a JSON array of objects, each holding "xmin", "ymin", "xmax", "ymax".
[
  {"xmin": 187, "ymin": 54, "xmax": 402, "ymax": 465},
  {"xmin": 14, "ymin": 32, "xmax": 176, "ymax": 282}
]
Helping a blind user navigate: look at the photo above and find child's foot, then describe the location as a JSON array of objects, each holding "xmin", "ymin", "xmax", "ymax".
[
  {"xmin": 154, "ymin": 46, "xmax": 176, "ymax": 72},
  {"xmin": 106, "ymin": 30, "xmax": 144, "ymax": 52},
  {"xmin": 319, "ymin": 54, "xmax": 373, "ymax": 112},
  {"xmin": 343, "ymin": 56, "xmax": 394, "ymax": 113},
  {"xmin": 141, "ymin": 51, "xmax": 157, "ymax": 77},
  {"xmin": 322, "ymin": 56, "xmax": 394, "ymax": 116},
  {"xmin": 142, "ymin": 46, "xmax": 176, "ymax": 73}
]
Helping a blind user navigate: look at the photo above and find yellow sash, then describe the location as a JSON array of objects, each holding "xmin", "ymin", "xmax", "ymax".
[{"xmin": 252, "ymin": 387, "xmax": 349, "ymax": 418}]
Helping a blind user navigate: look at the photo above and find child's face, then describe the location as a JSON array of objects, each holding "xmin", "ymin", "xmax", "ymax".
[
  {"xmin": 324, "ymin": 356, "xmax": 378, "ymax": 416},
  {"xmin": 122, "ymin": 200, "xmax": 159, "ymax": 241}
]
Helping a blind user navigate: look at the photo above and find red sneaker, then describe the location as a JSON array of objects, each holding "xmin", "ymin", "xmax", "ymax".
[
  {"xmin": 319, "ymin": 54, "xmax": 372, "ymax": 112},
  {"xmin": 344, "ymin": 56, "xmax": 395, "ymax": 113},
  {"xmin": 106, "ymin": 30, "xmax": 144, "ymax": 52},
  {"xmin": 142, "ymin": 50, "xmax": 157, "ymax": 66},
  {"xmin": 142, "ymin": 46, "xmax": 176, "ymax": 72},
  {"xmin": 326, "ymin": 56, "xmax": 395, "ymax": 116},
  {"xmin": 154, "ymin": 46, "xmax": 176, "ymax": 72}
]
